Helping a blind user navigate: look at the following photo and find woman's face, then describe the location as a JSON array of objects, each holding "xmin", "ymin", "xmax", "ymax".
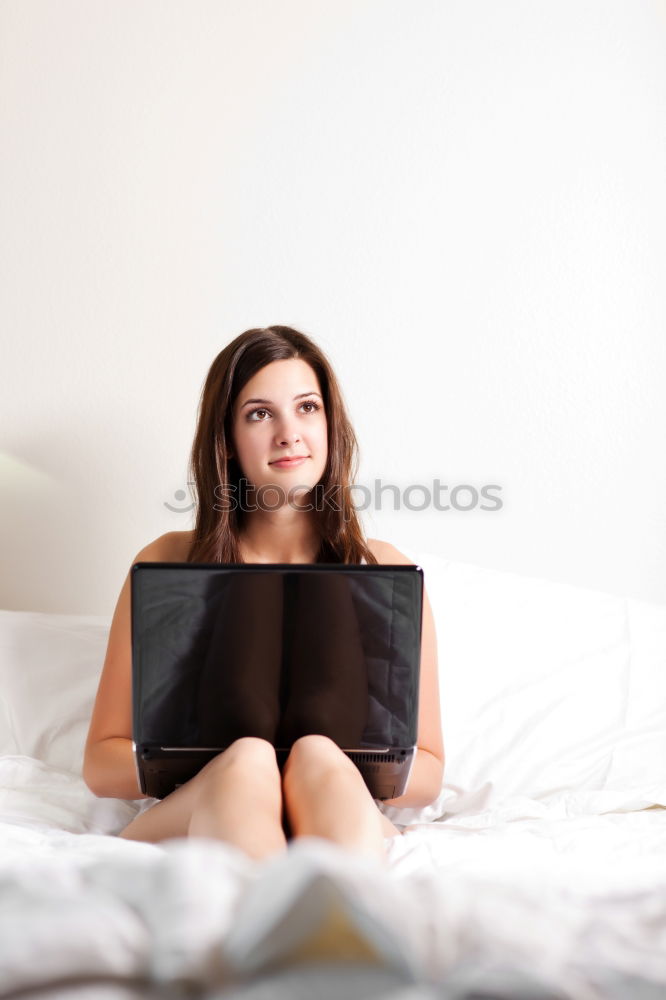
[{"xmin": 231, "ymin": 358, "xmax": 328, "ymax": 505}]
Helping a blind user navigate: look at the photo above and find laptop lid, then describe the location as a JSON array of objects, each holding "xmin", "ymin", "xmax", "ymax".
[{"xmin": 131, "ymin": 563, "xmax": 423, "ymax": 797}]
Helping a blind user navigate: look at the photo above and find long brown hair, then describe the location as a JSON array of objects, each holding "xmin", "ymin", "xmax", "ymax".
[{"xmin": 187, "ymin": 326, "xmax": 377, "ymax": 564}]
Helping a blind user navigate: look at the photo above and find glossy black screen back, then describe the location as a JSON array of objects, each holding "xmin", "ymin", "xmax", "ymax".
[{"xmin": 131, "ymin": 563, "xmax": 423, "ymax": 752}]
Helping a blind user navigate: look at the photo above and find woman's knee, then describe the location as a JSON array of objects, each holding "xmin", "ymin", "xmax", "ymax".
[
  {"xmin": 287, "ymin": 733, "xmax": 342, "ymax": 761},
  {"xmin": 202, "ymin": 736, "xmax": 279, "ymax": 779},
  {"xmin": 283, "ymin": 735, "xmax": 354, "ymax": 788},
  {"xmin": 119, "ymin": 739, "xmax": 280, "ymax": 844},
  {"xmin": 186, "ymin": 738, "xmax": 279, "ymax": 809}
]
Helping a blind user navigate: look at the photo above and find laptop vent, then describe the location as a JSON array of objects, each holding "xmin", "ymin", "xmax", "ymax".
[{"xmin": 346, "ymin": 752, "xmax": 397, "ymax": 765}]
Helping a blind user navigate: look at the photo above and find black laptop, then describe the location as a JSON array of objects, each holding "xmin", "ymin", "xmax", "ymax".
[{"xmin": 131, "ymin": 562, "xmax": 423, "ymax": 801}]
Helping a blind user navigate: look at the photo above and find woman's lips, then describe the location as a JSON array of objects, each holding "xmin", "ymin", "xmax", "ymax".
[{"xmin": 269, "ymin": 456, "xmax": 308, "ymax": 468}]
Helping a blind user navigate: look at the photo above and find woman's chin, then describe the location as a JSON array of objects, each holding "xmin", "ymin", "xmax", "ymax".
[{"xmin": 246, "ymin": 481, "xmax": 319, "ymax": 511}]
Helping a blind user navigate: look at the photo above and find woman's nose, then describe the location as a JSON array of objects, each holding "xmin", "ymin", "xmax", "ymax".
[
  {"xmin": 276, "ymin": 430, "xmax": 300, "ymax": 446},
  {"xmin": 274, "ymin": 419, "xmax": 300, "ymax": 447}
]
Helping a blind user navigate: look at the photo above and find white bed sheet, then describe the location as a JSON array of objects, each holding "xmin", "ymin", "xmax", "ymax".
[
  {"xmin": 2, "ymin": 560, "xmax": 665, "ymax": 999},
  {"xmin": 1, "ymin": 793, "xmax": 665, "ymax": 1000}
]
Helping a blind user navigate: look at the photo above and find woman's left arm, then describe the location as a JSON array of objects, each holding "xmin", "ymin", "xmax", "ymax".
[{"xmin": 368, "ymin": 540, "xmax": 445, "ymax": 808}]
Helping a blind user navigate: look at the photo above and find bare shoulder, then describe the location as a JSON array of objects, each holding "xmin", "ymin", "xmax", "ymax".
[
  {"xmin": 366, "ymin": 537, "xmax": 415, "ymax": 566},
  {"xmin": 135, "ymin": 530, "xmax": 194, "ymax": 563}
]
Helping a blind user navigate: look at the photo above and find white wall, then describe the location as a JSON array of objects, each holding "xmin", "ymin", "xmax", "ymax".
[{"xmin": 2, "ymin": 0, "xmax": 665, "ymax": 613}]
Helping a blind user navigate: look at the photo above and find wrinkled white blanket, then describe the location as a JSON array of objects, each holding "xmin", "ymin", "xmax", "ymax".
[
  {"xmin": 1, "ymin": 792, "xmax": 665, "ymax": 1000},
  {"xmin": 2, "ymin": 564, "xmax": 665, "ymax": 999}
]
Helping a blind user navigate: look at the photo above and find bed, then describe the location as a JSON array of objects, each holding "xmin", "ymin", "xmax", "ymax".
[{"xmin": 1, "ymin": 551, "xmax": 665, "ymax": 999}]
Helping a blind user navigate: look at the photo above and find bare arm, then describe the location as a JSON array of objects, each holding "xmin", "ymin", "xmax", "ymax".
[
  {"xmin": 83, "ymin": 533, "xmax": 186, "ymax": 799},
  {"xmin": 367, "ymin": 540, "xmax": 445, "ymax": 809}
]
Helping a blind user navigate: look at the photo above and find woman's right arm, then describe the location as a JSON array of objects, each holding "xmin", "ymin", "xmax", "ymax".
[{"xmin": 83, "ymin": 535, "xmax": 177, "ymax": 799}]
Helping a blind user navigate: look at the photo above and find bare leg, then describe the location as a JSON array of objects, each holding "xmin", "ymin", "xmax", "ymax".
[
  {"xmin": 119, "ymin": 737, "xmax": 286, "ymax": 861},
  {"xmin": 378, "ymin": 811, "xmax": 402, "ymax": 838},
  {"xmin": 282, "ymin": 735, "xmax": 392, "ymax": 862}
]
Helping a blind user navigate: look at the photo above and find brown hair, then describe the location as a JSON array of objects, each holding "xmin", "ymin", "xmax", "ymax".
[{"xmin": 187, "ymin": 325, "xmax": 377, "ymax": 564}]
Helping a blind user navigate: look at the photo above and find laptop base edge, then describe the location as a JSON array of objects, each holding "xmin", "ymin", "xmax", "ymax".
[{"xmin": 135, "ymin": 745, "xmax": 416, "ymax": 802}]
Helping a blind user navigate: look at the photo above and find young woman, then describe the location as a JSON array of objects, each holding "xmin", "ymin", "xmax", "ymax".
[{"xmin": 83, "ymin": 326, "xmax": 444, "ymax": 862}]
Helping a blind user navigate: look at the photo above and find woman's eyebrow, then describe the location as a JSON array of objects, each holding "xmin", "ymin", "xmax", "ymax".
[{"xmin": 240, "ymin": 392, "xmax": 322, "ymax": 408}]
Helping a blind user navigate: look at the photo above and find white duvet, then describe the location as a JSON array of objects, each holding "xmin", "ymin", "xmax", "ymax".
[
  {"xmin": 1, "ymin": 554, "xmax": 665, "ymax": 999},
  {"xmin": 1, "ymin": 758, "xmax": 665, "ymax": 1000}
]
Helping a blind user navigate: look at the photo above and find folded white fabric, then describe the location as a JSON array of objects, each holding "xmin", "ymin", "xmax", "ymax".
[
  {"xmin": 0, "ymin": 756, "xmax": 139, "ymax": 834},
  {"xmin": 1, "ymin": 833, "xmax": 665, "ymax": 998}
]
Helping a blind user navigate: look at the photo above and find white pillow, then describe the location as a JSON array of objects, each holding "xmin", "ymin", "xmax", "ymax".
[
  {"xmin": 0, "ymin": 609, "xmax": 142, "ymax": 833},
  {"xmin": 381, "ymin": 552, "xmax": 666, "ymax": 826},
  {"xmin": 604, "ymin": 597, "xmax": 666, "ymax": 789},
  {"xmin": 0, "ymin": 610, "xmax": 111, "ymax": 772}
]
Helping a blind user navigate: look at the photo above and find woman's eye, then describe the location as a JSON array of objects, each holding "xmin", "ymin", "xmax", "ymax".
[{"xmin": 248, "ymin": 402, "xmax": 319, "ymax": 421}]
